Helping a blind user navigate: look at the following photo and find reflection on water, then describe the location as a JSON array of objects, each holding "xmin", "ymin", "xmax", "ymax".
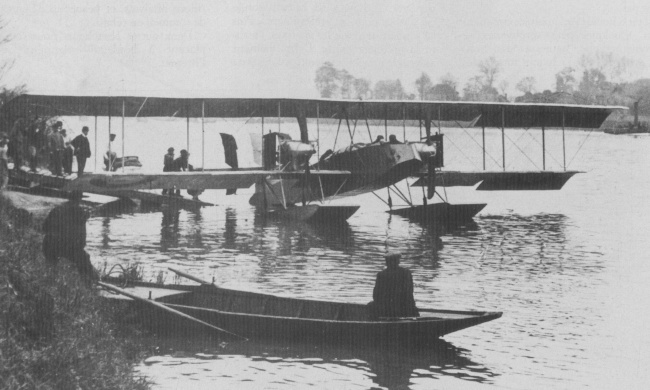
[
  {"xmin": 84, "ymin": 127, "xmax": 650, "ymax": 388},
  {"xmin": 136, "ymin": 337, "xmax": 497, "ymax": 390},
  {"xmin": 160, "ymin": 208, "xmax": 181, "ymax": 250}
]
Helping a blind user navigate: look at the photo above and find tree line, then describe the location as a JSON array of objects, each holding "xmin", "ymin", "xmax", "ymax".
[
  {"xmin": 315, "ymin": 53, "xmax": 650, "ymax": 115},
  {"xmin": 0, "ymin": 18, "xmax": 26, "ymax": 120}
]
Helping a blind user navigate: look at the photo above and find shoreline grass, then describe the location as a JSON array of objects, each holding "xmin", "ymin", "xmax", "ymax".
[{"xmin": 0, "ymin": 193, "xmax": 149, "ymax": 389}]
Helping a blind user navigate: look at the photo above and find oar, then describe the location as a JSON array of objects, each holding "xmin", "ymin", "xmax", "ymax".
[
  {"xmin": 97, "ymin": 281, "xmax": 246, "ymax": 341},
  {"xmin": 168, "ymin": 267, "xmax": 215, "ymax": 287}
]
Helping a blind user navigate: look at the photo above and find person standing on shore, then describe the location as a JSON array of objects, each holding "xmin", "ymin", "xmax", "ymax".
[
  {"xmin": 48, "ymin": 122, "xmax": 65, "ymax": 176},
  {"xmin": 60, "ymin": 129, "xmax": 74, "ymax": 175},
  {"xmin": 42, "ymin": 190, "xmax": 98, "ymax": 284},
  {"xmin": 0, "ymin": 133, "xmax": 9, "ymax": 190},
  {"xmin": 9, "ymin": 118, "xmax": 26, "ymax": 171},
  {"xmin": 368, "ymin": 252, "xmax": 420, "ymax": 319},
  {"xmin": 71, "ymin": 126, "xmax": 91, "ymax": 176}
]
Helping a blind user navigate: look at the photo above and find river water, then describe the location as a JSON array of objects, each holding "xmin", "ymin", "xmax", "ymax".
[{"xmin": 75, "ymin": 117, "xmax": 650, "ymax": 389}]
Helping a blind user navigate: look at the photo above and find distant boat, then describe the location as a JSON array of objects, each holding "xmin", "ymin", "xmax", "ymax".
[{"xmin": 101, "ymin": 277, "xmax": 502, "ymax": 346}]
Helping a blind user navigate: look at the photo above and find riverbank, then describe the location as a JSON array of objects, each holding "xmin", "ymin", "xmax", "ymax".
[{"xmin": 0, "ymin": 191, "xmax": 149, "ymax": 389}]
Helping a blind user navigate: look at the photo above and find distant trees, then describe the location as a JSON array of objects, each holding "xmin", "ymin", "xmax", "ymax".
[
  {"xmin": 352, "ymin": 78, "xmax": 372, "ymax": 99},
  {"xmin": 0, "ymin": 18, "xmax": 26, "ymax": 133},
  {"xmin": 412, "ymin": 73, "xmax": 460, "ymax": 101},
  {"xmin": 374, "ymin": 80, "xmax": 408, "ymax": 100},
  {"xmin": 462, "ymin": 57, "xmax": 502, "ymax": 101},
  {"xmin": 430, "ymin": 73, "xmax": 459, "ymax": 101},
  {"xmin": 314, "ymin": 62, "xmax": 339, "ymax": 98},
  {"xmin": 415, "ymin": 73, "xmax": 433, "ymax": 100},
  {"xmin": 313, "ymin": 51, "xmax": 650, "ymax": 114},
  {"xmin": 314, "ymin": 62, "xmax": 373, "ymax": 99},
  {"xmin": 516, "ymin": 77, "xmax": 536, "ymax": 94},
  {"xmin": 0, "ymin": 18, "xmax": 25, "ymax": 112},
  {"xmin": 555, "ymin": 67, "xmax": 576, "ymax": 94}
]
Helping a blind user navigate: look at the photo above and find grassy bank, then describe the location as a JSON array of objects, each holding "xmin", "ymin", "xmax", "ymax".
[{"xmin": 0, "ymin": 193, "xmax": 149, "ymax": 389}]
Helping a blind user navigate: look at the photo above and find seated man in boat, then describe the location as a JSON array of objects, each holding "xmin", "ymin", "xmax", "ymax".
[
  {"xmin": 42, "ymin": 190, "xmax": 98, "ymax": 284},
  {"xmin": 371, "ymin": 135, "xmax": 384, "ymax": 144},
  {"xmin": 368, "ymin": 253, "xmax": 419, "ymax": 319}
]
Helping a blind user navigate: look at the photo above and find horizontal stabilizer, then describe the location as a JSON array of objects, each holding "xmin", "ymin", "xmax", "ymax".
[{"xmin": 411, "ymin": 171, "xmax": 580, "ymax": 191}]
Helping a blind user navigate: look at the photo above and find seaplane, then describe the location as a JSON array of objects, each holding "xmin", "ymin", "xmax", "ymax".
[{"xmin": 0, "ymin": 94, "xmax": 625, "ymax": 224}]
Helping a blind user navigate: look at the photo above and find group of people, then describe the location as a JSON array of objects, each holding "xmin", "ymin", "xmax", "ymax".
[
  {"xmin": 162, "ymin": 147, "xmax": 202, "ymax": 199},
  {"xmin": 371, "ymin": 134, "xmax": 403, "ymax": 144},
  {"xmin": 3, "ymin": 118, "xmax": 92, "ymax": 177},
  {"xmin": 47, "ymin": 122, "xmax": 92, "ymax": 176}
]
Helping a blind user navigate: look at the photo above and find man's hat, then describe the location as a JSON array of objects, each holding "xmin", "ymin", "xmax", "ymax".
[
  {"xmin": 180, "ymin": 149, "xmax": 189, "ymax": 155},
  {"xmin": 82, "ymin": 126, "xmax": 89, "ymax": 132},
  {"xmin": 54, "ymin": 121, "xmax": 63, "ymax": 128},
  {"xmin": 168, "ymin": 147, "xmax": 175, "ymax": 152},
  {"xmin": 385, "ymin": 252, "xmax": 401, "ymax": 262}
]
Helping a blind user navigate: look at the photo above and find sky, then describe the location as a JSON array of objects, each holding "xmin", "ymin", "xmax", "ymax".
[{"xmin": 2, "ymin": 0, "xmax": 650, "ymax": 99}]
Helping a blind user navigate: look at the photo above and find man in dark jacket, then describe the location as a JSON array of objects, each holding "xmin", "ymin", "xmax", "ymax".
[
  {"xmin": 369, "ymin": 253, "xmax": 419, "ymax": 319},
  {"xmin": 71, "ymin": 126, "xmax": 91, "ymax": 176},
  {"xmin": 48, "ymin": 122, "xmax": 65, "ymax": 176},
  {"xmin": 42, "ymin": 190, "xmax": 98, "ymax": 284},
  {"xmin": 162, "ymin": 147, "xmax": 174, "ymax": 195}
]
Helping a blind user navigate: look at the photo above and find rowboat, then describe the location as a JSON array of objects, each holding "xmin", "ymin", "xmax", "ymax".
[{"xmin": 101, "ymin": 273, "xmax": 502, "ymax": 346}]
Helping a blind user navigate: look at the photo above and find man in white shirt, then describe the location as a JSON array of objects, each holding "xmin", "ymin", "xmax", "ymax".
[{"xmin": 60, "ymin": 129, "xmax": 75, "ymax": 175}]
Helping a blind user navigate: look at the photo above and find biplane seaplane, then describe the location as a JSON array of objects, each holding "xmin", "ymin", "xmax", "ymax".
[{"xmin": 1, "ymin": 95, "xmax": 624, "ymax": 223}]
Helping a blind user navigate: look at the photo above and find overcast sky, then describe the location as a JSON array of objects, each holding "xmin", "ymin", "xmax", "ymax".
[{"xmin": 3, "ymin": 0, "xmax": 650, "ymax": 98}]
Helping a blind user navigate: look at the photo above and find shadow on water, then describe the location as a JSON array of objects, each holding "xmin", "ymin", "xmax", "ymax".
[
  {"xmin": 253, "ymin": 209, "xmax": 357, "ymax": 254},
  {"xmin": 141, "ymin": 336, "xmax": 498, "ymax": 389},
  {"xmin": 160, "ymin": 207, "xmax": 181, "ymax": 251}
]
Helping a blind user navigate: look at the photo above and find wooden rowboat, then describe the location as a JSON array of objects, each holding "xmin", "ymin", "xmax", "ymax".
[{"xmin": 101, "ymin": 276, "xmax": 502, "ymax": 346}]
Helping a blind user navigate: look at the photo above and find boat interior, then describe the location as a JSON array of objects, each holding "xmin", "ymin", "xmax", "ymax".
[{"xmin": 102, "ymin": 282, "xmax": 490, "ymax": 322}]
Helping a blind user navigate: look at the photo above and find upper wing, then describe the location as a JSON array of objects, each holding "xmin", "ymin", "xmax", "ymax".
[
  {"xmin": 2, "ymin": 95, "xmax": 625, "ymax": 130},
  {"xmin": 62, "ymin": 170, "xmax": 351, "ymax": 192}
]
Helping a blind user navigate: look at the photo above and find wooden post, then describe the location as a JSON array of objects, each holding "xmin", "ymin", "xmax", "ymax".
[
  {"xmin": 482, "ymin": 125, "xmax": 486, "ymax": 170},
  {"xmin": 94, "ymin": 115, "xmax": 97, "ymax": 172},
  {"xmin": 186, "ymin": 110, "xmax": 190, "ymax": 153},
  {"xmin": 437, "ymin": 104, "xmax": 442, "ymax": 134},
  {"xmin": 316, "ymin": 103, "xmax": 320, "ymax": 167},
  {"xmin": 201, "ymin": 100, "xmax": 205, "ymax": 170},
  {"xmin": 542, "ymin": 126, "xmax": 546, "ymax": 170},
  {"xmin": 501, "ymin": 106, "xmax": 506, "ymax": 172},
  {"xmin": 562, "ymin": 109, "xmax": 566, "ymax": 171},
  {"xmin": 278, "ymin": 102, "xmax": 281, "ymax": 132},
  {"xmin": 108, "ymin": 101, "xmax": 112, "ymax": 171},
  {"xmin": 384, "ymin": 105, "xmax": 388, "ymax": 139},
  {"xmin": 402, "ymin": 104, "xmax": 406, "ymax": 141}
]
